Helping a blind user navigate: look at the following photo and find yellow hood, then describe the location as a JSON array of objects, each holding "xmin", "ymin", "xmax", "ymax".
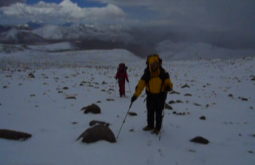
[{"xmin": 148, "ymin": 55, "xmax": 160, "ymax": 74}]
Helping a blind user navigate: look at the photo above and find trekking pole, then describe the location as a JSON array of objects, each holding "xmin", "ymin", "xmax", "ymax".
[{"xmin": 116, "ymin": 101, "xmax": 133, "ymax": 139}]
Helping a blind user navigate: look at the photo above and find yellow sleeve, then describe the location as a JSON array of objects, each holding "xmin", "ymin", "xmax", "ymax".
[
  {"xmin": 134, "ymin": 79, "xmax": 146, "ymax": 97},
  {"xmin": 164, "ymin": 78, "xmax": 173, "ymax": 90}
]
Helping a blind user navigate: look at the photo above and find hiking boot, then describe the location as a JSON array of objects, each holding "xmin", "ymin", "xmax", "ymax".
[
  {"xmin": 152, "ymin": 129, "xmax": 160, "ymax": 135},
  {"xmin": 143, "ymin": 126, "xmax": 154, "ymax": 131}
]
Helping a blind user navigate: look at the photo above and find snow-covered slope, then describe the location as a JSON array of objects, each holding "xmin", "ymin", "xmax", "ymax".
[
  {"xmin": 28, "ymin": 42, "xmax": 74, "ymax": 52},
  {"xmin": 0, "ymin": 48, "xmax": 141, "ymax": 68},
  {"xmin": 0, "ymin": 51, "xmax": 254, "ymax": 165}
]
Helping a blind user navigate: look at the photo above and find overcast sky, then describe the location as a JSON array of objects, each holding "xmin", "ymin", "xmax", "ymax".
[{"xmin": 0, "ymin": 0, "xmax": 254, "ymax": 48}]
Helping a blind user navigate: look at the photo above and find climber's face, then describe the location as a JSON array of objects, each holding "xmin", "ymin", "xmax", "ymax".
[
  {"xmin": 150, "ymin": 61, "xmax": 159, "ymax": 72},
  {"xmin": 148, "ymin": 56, "xmax": 160, "ymax": 72}
]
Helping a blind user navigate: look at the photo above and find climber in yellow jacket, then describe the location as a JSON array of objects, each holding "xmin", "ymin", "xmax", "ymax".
[{"xmin": 131, "ymin": 54, "xmax": 173, "ymax": 134}]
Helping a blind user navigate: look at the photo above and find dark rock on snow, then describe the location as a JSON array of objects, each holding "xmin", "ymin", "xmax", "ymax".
[
  {"xmin": 81, "ymin": 104, "xmax": 101, "ymax": 114},
  {"xmin": 200, "ymin": 116, "xmax": 206, "ymax": 120},
  {"xmin": 184, "ymin": 93, "xmax": 192, "ymax": 97},
  {"xmin": 168, "ymin": 100, "xmax": 175, "ymax": 104},
  {"xmin": 165, "ymin": 103, "xmax": 173, "ymax": 110},
  {"xmin": 228, "ymin": 94, "xmax": 234, "ymax": 98},
  {"xmin": 106, "ymin": 98, "xmax": 114, "ymax": 101},
  {"xmin": 181, "ymin": 84, "xmax": 190, "ymax": 88},
  {"xmin": 28, "ymin": 73, "xmax": 35, "ymax": 78},
  {"xmin": 76, "ymin": 125, "xmax": 116, "ymax": 143},
  {"xmin": 169, "ymin": 90, "xmax": 180, "ymax": 95},
  {"xmin": 193, "ymin": 103, "xmax": 201, "ymax": 106},
  {"xmin": 0, "ymin": 129, "xmax": 32, "ymax": 141},
  {"xmin": 190, "ymin": 136, "xmax": 209, "ymax": 144},
  {"xmin": 238, "ymin": 97, "xmax": 248, "ymax": 101},
  {"xmin": 66, "ymin": 95, "xmax": 76, "ymax": 99},
  {"xmin": 250, "ymin": 75, "xmax": 255, "ymax": 81},
  {"xmin": 128, "ymin": 112, "xmax": 138, "ymax": 116}
]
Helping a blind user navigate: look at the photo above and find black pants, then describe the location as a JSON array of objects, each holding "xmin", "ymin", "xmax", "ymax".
[{"xmin": 146, "ymin": 92, "xmax": 167, "ymax": 130}]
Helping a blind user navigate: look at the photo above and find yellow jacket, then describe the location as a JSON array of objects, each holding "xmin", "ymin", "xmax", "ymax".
[{"xmin": 134, "ymin": 67, "xmax": 173, "ymax": 97}]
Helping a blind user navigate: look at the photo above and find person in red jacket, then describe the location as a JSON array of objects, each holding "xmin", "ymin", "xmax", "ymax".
[{"xmin": 115, "ymin": 63, "xmax": 129, "ymax": 97}]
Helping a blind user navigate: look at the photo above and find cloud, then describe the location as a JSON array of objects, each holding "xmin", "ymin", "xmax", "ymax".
[
  {"xmin": 0, "ymin": 0, "xmax": 126, "ymax": 24},
  {"xmin": 89, "ymin": 0, "xmax": 255, "ymax": 49},
  {"xmin": 91, "ymin": 0, "xmax": 255, "ymax": 31},
  {"xmin": 0, "ymin": 0, "xmax": 26, "ymax": 7}
]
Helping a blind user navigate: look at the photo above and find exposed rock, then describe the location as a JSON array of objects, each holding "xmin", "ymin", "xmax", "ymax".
[
  {"xmin": 128, "ymin": 112, "xmax": 137, "ymax": 116},
  {"xmin": 169, "ymin": 90, "xmax": 180, "ymax": 95},
  {"xmin": 129, "ymin": 129, "xmax": 135, "ymax": 132},
  {"xmin": 168, "ymin": 100, "xmax": 175, "ymax": 104},
  {"xmin": 30, "ymin": 94, "xmax": 36, "ymax": 97},
  {"xmin": 200, "ymin": 116, "xmax": 206, "ymax": 120},
  {"xmin": 184, "ymin": 93, "xmax": 192, "ymax": 97},
  {"xmin": 173, "ymin": 112, "xmax": 187, "ymax": 116},
  {"xmin": 0, "ymin": 129, "xmax": 32, "ymax": 141},
  {"xmin": 193, "ymin": 103, "xmax": 201, "ymax": 106},
  {"xmin": 66, "ymin": 95, "xmax": 76, "ymax": 99},
  {"xmin": 228, "ymin": 94, "xmax": 234, "ymax": 98},
  {"xmin": 76, "ymin": 125, "xmax": 116, "ymax": 143},
  {"xmin": 106, "ymin": 98, "xmax": 114, "ymax": 101},
  {"xmin": 238, "ymin": 97, "xmax": 248, "ymax": 101},
  {"xmin": 181, "ymin": 84, "xmax": 190, "ymax": 88},
  {"xmin": 165, "ymin": 103, "xmax": 173, "ymax": 110},
  {"xmin": 28, "ymin": 73, "xmax": 35, "ymax": 78},
  {"xmin": 63, "ymin": 87, "xmax": 69, "ymax": 90},
  {"xmin": 190, "ymin": 136, "xmax": 209, "ymax": 144},
  {"xmin": 248, "ymin": 150, "xmax": 254, "ymax": 154},
  {"xmin": 168, "ymin": 100, "xmax": 183, "ymax": 104},
  {"xmin": 250, "ymin": 75, "xmax": 255, "ymax": 81},
  {"xmin": 81, "ymin": 104, "xmax": 101, "ymax": 114}
]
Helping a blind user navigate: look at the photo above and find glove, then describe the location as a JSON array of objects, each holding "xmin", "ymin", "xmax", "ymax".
[
  {"xmin": 165, "ymin": 86, "xmax": 172, "ymax": 91},
  {"xmin": 131, "ymin": 95, "xmax": 137, "ymax": 103}
]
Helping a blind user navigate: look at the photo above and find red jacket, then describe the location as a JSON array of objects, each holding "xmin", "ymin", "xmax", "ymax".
[{"xmin": 115, "ymin": 63, "xmax": 129, "ymax": 82}]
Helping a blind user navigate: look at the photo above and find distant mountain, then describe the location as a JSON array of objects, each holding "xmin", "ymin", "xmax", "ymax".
[
  {"xmin": 0, "ymin": 23, "xmax": 157, "ymax": 56},
  {"xmin": 33, "ymin": 24, "xmax": 134, "ymax": 42},
  {"xmin": 0, "ymin": 28, "xmax": 45, "ymax": 44}
]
